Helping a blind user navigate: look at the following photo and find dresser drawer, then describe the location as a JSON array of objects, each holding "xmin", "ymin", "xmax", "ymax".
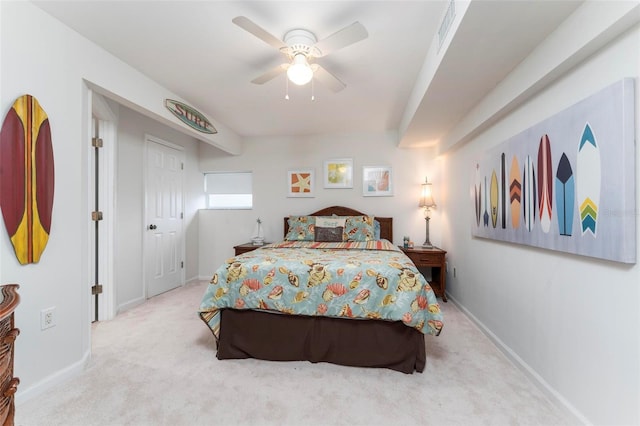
[
  {"xmin": 0, "ymin": 372, "xmax": 18, "ymax": 425},
  {"xmin": 0, "ymin": 284, "xmax": 20, "ymax": 426}
]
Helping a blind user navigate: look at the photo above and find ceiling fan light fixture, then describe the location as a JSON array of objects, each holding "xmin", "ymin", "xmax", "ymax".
[{"xmin": 287, "ymin": 54, "xmax": 313, "ymax": 86}]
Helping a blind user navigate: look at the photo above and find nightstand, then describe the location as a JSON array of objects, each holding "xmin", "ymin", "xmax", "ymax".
[
  {"xmin": 233, "ymin": 242, "xmax": 269, "ymax": 256},
  {"xmin": 399, "ymin": 246, "xmax": 447, "ymax": 302}
]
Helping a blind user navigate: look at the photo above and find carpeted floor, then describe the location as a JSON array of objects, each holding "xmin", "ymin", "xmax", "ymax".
[{"xmin": 16, "ymin": 281, "xmax": 578, "ymax": 426}]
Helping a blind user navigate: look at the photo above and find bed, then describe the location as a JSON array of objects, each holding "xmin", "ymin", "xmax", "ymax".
[{"xmin": 198, "ymin": 206, "xmax": 443, "ymax": 373}]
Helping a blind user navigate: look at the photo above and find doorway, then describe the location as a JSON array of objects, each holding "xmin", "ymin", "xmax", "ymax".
[
  {"xmin": 144, "ymin": 135, "xmax": 185, "ymax": 298},
  {"xmin": 89, "ymin": 92, "xmax": 116, "ymax": 322}
]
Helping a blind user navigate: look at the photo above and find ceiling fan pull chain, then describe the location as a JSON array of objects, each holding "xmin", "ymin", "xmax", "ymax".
[
  {"xmin": 285, "ymin": 77, "xmax": 290, "ymax": 100},
  {"xmin": 311, "ymin": 78, "xmax": 315, "ymax": 101}
]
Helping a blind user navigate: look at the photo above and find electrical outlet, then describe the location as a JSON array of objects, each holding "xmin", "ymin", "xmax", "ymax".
[{"xmin": 41, "ymin": 307, "xmax": 56, "ymax": 330}]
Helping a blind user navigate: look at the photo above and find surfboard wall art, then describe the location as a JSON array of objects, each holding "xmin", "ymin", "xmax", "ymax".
[
  {"xmin": 556, "ymin": 152, "xmax": 575, "ymax": 237},
  {"xmin": 490, "ymin": 170, "xmax": 498, "ymax": 228},
  {"xmin": 165, "ymin": 99, "xmax": 217, "ymax": 134},
  {"xmin": 537, "ymin": 135, "xmax": 553, "ymax": 234},
  {"xmin": 509, "ymin": 155, "xmax": 521, "ymax": 229},
  {"xmin": 576, "ymin": 123, "xmax": 600, "ymax": 237},
  {"xmin": 522, "ymin": 155, "xmax": 536, "ymax": 232},
  {"xmin": 0, "ymin": 94, "xmax": 55, "ymax": 264},
  {"xmin": 474, "ymin": 164, "xmax": 481, "ymax": 227},
  {"xmin": 501, "ymin": 153, "xmax": 507, "ymax": 229},
  {"xmin": 470, "ymin": 78, "xmax": 635, "ymax": 264}
]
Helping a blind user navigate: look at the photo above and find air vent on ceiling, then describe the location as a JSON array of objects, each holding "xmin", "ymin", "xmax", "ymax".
[{"xmin": 438, "ymin": 0, "xmax": 456, "ymax": 50}]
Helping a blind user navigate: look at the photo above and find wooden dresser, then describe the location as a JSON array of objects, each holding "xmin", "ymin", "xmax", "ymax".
[{"xmin": 0, "ymin": 285, "xmax": 19, "ymax": 426}]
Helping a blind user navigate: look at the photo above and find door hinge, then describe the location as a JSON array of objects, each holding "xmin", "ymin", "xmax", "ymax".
[
  {"xmin": 91, "ymin": 284, "xmax": 103, "ymax": 295},
  {"xmin": 180, "ymin": 212, "xmax": 183, "ymax": 219},
  {"xmin": 181, "ymin": 261, "xmax": 184, "ymax": 269},
  {"xmin": 91, "ymin": 211, "xmax": 103, "ymax": 221},
  {"xmin": 181, "ymin": 162, "xmax": 184, "ymax": 170},
  {"xmin": 92, "ymin": 137, "xmax": 103, "ymax": 148}
]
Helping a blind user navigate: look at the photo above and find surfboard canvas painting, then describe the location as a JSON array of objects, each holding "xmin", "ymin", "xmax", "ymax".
[{"xmin": 470, "ymin": 78, "xmax": 635, "ymax": 264}]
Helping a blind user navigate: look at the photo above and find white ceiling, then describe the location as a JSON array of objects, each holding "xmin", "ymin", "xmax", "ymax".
[{"xmin": 32, "ymin": 0, "xmax": 583, "ymax": 148}]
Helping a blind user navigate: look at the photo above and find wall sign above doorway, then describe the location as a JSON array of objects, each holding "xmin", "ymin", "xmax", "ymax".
[{"xmin": 164, "ymin": 99, "xmax": 217, "ymax": 134}]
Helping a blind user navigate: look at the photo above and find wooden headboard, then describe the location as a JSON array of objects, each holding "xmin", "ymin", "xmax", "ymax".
[{"xmin": 283, "ymin": 206, "xmax": 393, "ymax": 242}]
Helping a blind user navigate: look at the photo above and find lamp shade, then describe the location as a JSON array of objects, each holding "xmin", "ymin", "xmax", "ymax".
[
  {"xmin": 287, "ymin": 54, "xmax": 313, "ymax": 86},
  {"xmin": 419, "ymin": 177, "xmax": 436, "ymax": 208}
]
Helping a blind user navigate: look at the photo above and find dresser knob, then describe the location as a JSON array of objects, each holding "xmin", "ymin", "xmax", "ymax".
[
  {"xmin": 2, "ymin": 378, "xmax": 19, "ymax": 398},
  {"xmin": 1, "ymin": 329, "xmax": 19, "ymax": 345}
]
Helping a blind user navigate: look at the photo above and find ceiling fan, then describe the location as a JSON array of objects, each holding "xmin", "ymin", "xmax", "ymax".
[{"xmin": 232, "ymin": 16, "xmax": 368, "ymax": 92}]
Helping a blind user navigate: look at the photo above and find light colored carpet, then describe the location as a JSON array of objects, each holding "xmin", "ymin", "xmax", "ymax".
[{"xmin": 16, "ymin": 281, "xmax": 578, "ymax": 426}]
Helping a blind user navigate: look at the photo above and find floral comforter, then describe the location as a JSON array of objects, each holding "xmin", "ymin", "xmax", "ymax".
[{"xmin": 198, "ymin": 240, "xmax": 443, "ymax": 339}]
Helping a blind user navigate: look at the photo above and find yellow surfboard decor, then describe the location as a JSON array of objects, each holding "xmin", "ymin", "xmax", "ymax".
[
  {"xmin": 0, "ymin": 94, "xmax": 55, "ymax": 264},
  {"xmin": 490, "ymin": 170, "xmax": 498, "ymax": 228},
  {"xmin": 509, "ymin": 155, "xmax": 521, "ymax": 229}
]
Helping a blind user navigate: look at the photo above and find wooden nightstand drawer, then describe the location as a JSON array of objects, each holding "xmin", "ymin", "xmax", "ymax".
[
  {"xmin": 233, "ymin": 242, "xmax": 270, "ymax": 256},
  {"xmin": 406, "ymin": 252, "xmax": 442, "ymax": 266}
]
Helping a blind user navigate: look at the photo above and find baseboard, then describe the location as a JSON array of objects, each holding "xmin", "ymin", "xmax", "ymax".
[
  {"xmin": 197, "ymin": 275, "xmax": 212, "ymax": 282},
  {"xmin": 185, "ymin": 275, "xmax": 203, "ymax": 284},
  {"xmin": 116, "ymin": 296, "xmax": 145, "ymax": 314},
  {"xmin": 15, "ymin": 348, "xmax": 91, "ymax": 405},
  {"xmin": 446, "ymin": 292, "xmax": 590, "ymax": 426}
]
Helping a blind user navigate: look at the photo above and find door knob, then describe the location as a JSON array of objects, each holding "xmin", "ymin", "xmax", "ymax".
[{"xmin": 148, "ymin": 224, "xmax": 157, "ymax": 230}]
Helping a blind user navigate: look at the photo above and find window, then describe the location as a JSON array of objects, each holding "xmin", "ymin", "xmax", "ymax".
[{"xmin": 204, "ymin": 171, "xmax": 253, "ymax": 209}]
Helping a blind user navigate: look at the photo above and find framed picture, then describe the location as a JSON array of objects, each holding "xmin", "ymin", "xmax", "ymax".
[
  {"xmin": 362, "ymin": 166, "xmax": 393, "ymax": 196},
  {"xmin": 287, "ymin": 169, "xmax": 314, "ymax": 197},
  {"xmin": 323, "ymin": 158, "xmax": 353, "ymax": 188},
  {"xmin": 470, "ymin": 78, "xmax": 635, "ymax": 264}
]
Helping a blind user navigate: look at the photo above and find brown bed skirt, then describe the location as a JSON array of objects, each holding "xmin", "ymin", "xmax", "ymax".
[{"xmin": 217, "ymin": 309, "xmax": 426, "ymax": 374}]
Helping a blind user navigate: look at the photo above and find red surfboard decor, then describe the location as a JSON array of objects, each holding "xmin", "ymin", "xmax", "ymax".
[
  {"xmin": 0, "ymin": 94, "xmax": 55, "ymax": 264},
  {"xmin": 537, "ymin": 134, "xmax": 553, "ymax": 234}
]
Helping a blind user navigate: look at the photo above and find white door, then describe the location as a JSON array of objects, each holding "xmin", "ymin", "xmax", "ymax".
[{"xmin": 145, "ymin": 137, "xmax": 184, "ymax": 298}]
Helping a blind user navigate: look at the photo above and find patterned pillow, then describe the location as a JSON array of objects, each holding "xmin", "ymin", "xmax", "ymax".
[
  {"xmin": 314, "ymin": 226, "xmax": 344, "ymax": 242},
  {"xmin": 374, "ymin": 219, "xmax": 381, "ymax": 240},
  {"xmin": 344, "ymin": 215, "xmax": 376, "ymax": 241},
  {"xmin": 284, "ymin": 216, "xmax": 315, "ymax": 241},
  {"xmin": 314, "ymin": 216, "xmax": 346, "ymax": 242}
]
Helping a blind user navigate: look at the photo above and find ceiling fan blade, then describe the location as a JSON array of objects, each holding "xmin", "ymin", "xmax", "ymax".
[
  {"xmin": 313, "ymin": 22, "xmax": 368, "ymax": 57},
  {"xmin": 313, "ymin": 65, "xmax": 346, "ymax": 92},
  {"xmin": 232, "ymin": 16, "xmax": 286, "ymax": 50},
  {"xmin": 251, "ymin": 64, "xmax": 288, "ymax": 85}
]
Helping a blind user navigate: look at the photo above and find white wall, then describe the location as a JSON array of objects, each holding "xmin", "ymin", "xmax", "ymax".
[
  {"xmin": 197, "ymin": 132, "xmax": 440, "ymax": 277},
  {"xmin": 6, "ymin": 2, "xmax": 636, "ymax": 424},
  {"xmin": 442, "ymin": 18, "xmax": 640, "ymax": 426},
  {"xmin": 1, "ymin": 2, "xmax": 93, "ymax": 399},
  {"xmin": 0, "ymin": 2, "xmax": 213, "ymax": 400},
  {"xmin": 115, "ymin": 105, "xmax": 203, "ymax": 311}
]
